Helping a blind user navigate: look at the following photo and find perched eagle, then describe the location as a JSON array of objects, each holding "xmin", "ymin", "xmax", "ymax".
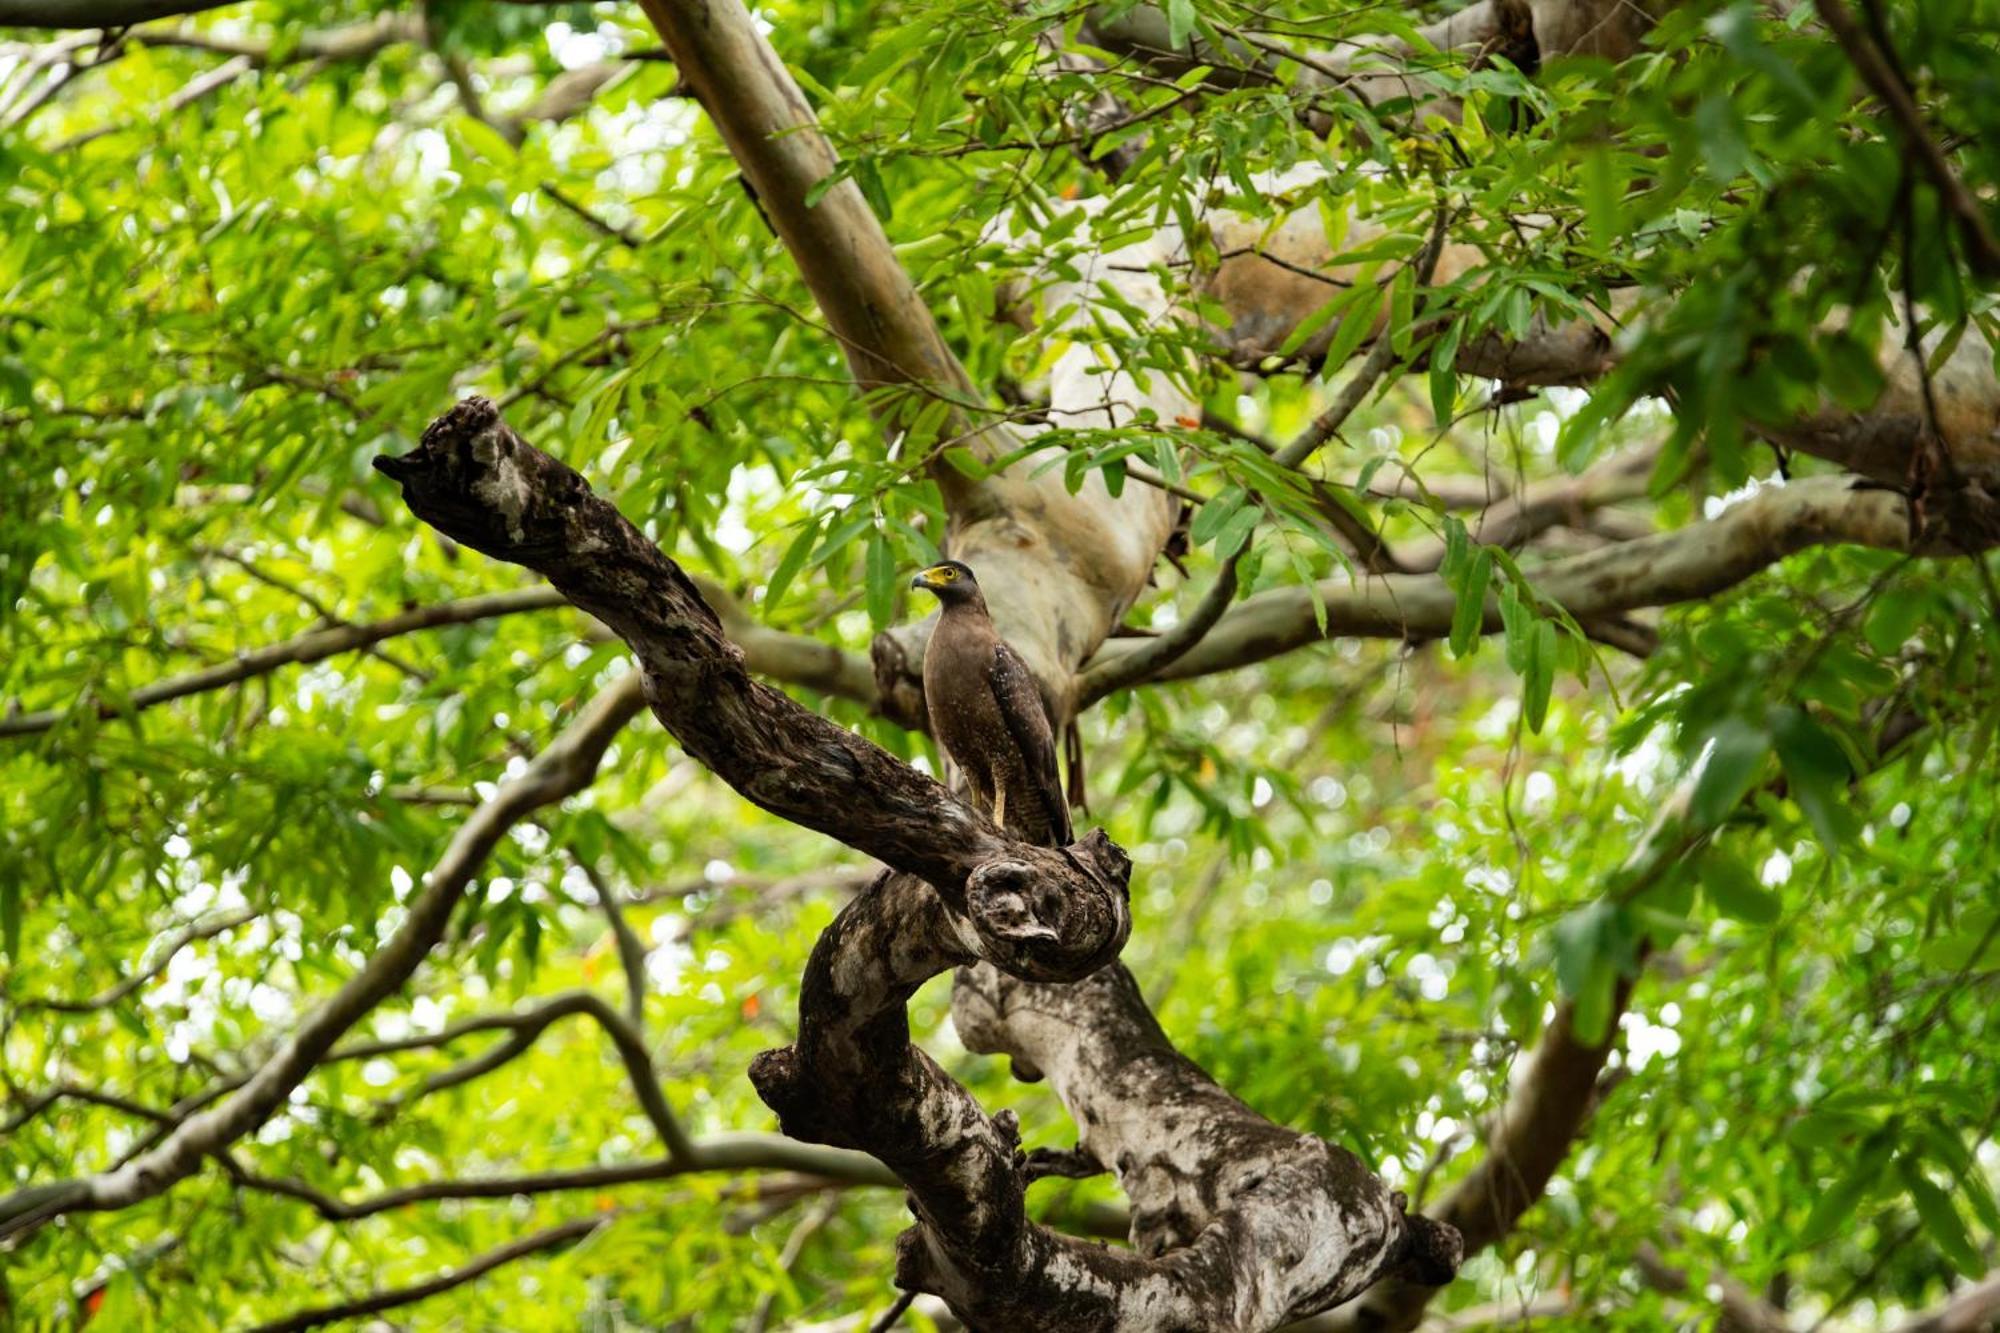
[{"xmin": 909, "ymin": 560, "xmax": 1073, "ymax": 847}]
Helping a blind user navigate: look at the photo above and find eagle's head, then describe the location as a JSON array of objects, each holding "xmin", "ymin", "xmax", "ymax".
[{"xmin": 910, "ymin": 559, "xmax": 983, "ymax": 608}]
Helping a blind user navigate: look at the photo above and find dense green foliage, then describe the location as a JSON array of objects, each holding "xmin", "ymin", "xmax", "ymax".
[{"xmin": 3, "ymin": 0, "xmax": 1999, "ymax": 1326}]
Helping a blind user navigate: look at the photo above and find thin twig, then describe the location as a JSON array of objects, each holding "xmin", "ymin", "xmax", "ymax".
[
  {"xmin": 244, "ymin": 1212, "xmax": 622, "ymax": 1333},
  {"xmin": 868, "ymin": 1291, "xmax": 919, "ymax": 1333},
  {"xmin": 576, "ymin": 854, "xmax": 650, "ymax": 1026},
  {"xmin": 1078, "ymin": 554, "xmax": 1242, "ymax": 702},
  {"xmin": 18, "ymin": 907, "xmax": 261, "ymax": 1014},
  {"xmin": 1813, "ymin": 0, "xmax": 2000, "ymax": 279}
]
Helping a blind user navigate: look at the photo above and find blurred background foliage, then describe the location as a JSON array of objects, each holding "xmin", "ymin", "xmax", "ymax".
[{"xmin": 2, "ymin": 0, "xmax": 1998, "ymax": 1325}]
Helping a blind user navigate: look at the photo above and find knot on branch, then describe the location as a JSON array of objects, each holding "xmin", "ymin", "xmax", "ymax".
[
  {"xmin": 746, "ymin": 1046, "xmax": 846, "ymax": 1149},
  {"xmin": 1396, "ymin": 1213, "xmax": 1464, "ymax": 1288},
  {"xmin": 966, "ymin": 829, "xmax": 1130, "ymax": 982},
  {"xmin": 868, "ymin": 627, "xmax": 930, "ymax": 732}
]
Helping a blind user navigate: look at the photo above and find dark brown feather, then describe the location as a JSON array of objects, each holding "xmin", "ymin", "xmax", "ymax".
[
  {"xmin": 921, "ymin": 603, "xmax": 1073, "ymax": 848},
  {"xmin": 990, "ymin": 642, "xmax": 1072, "ymax": 846}
]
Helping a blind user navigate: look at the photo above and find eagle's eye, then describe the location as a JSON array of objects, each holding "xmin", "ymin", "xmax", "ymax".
[{"xmin": 940, "ymin": 568, "xmax": 957, "ymax": 581}]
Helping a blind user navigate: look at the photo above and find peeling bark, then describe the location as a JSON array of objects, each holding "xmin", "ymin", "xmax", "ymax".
[
  {"xmin": 1202, "ymin": 210, "xmax": 2000, "ymax": 490},
  {"xmin": 874, "ymin": 210, "xmax": 1189, "ymax": 724},
  {"xmin": 1067, "ymin": 0, "xmax": 2000, "ymax": 494}
]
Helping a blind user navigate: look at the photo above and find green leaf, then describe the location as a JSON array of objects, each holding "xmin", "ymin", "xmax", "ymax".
[
  {"xmin": 0, "ymin": 875, "xmax": 17, "ymax": 961},
  {"xmin": 1581, "ymin": 147, "xmax": 1622, "ymax": 246},
  {"xmin": 864, "ymin": 529, "xmax": 897, "ymax": 630},
  {"xmin": 1556, "ymin": 383, "xmax": 1630, "ymax": 474},
  {"xmin": 1499, "ymin": 581, "xmax": 1530, "ymax": 673},
  {"xmin": 1429, "ymin": 362, "xmax": 1458, "ymax": 424},
  {"xmin": 1320, "ymin": 288, "xmax": 1383, "ymax": 381},
  {"xmin": 1524, "ymin": 619, "xmax": 1557, "ymax": 733},
  {"xmin": 1899, "ymin": 1158, "xmax": 1983, "ymax": 1276},
  {"xmin": 453, "ymin": 112, "xmax": 520, "ymax": 164},
  {"xmin": 1700, "ymin": 847, "xmax": 1779, "ymax": 925},
  {"xmin": 1165, "ymin": 0, "xmax": 1196, "ymax": 48},
  {"xmin": 1788, "ymin": 1106, "xmax": 1877, "ymax": 1153},
  {"xmin": 1552, "ymin": 901, "xmax": 1616, "ymax": 998},
  {"xmin": 1189, "ymin": 486, "xmax": 1247, "ymax": 546},
  {"xmin": 1689, "ymin": 720, "xmax": 1771, "ymax": 829},
  {"xmin": 1801, "ymin": 1151, "xmax": 1879, "ymax": 1246},
  {"xmin": 1279, "ymin": 284, "xmax": 1367, "ymax": 359},
  {"xmin": 1864, "ymin": 593, "xmax": 1923, "ymax": 656},
  {"xmin": 1920, "ymin": 908, "xmax": 2000, "ymax": 971},
  {"xmin": 763, "ymin": 515, "xmax": 825, "ymax": 615},
  {"xmin": 1922, "ymin": 1120, "xmax": 2000, "ymax": 1234},
  {"xmin": 1772, "ymin": 707, "xmax": 1854, "ymax": 848},
  {"xmin": 1570, "ymin": 955, "xmax": 1617, "ymax": 1046},
  {"xmin": 852, "ymin": 157, "xmax": 894, "ymax": 222},
  {"xmin": 1213, "ymin": 503, "xmax": 1260, "ymax": 559},
  {"xmin": 1440, "ymin": 514, "xmax": 1470, "ymax": 580},
  {"xmin": 1449, "ymin": 548, "xmax": 1491, "ymax": 659}
]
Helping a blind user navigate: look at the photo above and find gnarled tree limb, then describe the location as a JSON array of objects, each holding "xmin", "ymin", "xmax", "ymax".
[
  {"xmin": 375, "ymin": 400, "xmax": 1126, "ymax": 944},
  {"xmin": 375, "ymin": 398, "xmax": 1453, "ymax": 1329}
]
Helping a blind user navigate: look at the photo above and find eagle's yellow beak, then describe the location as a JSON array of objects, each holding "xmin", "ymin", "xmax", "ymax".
[{"xmin": 911, "ymin": 565, "xmax": 954, "ymax": 590}]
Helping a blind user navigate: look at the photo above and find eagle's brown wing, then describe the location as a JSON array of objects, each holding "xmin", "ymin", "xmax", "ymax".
[{"xmin": 989, "ymin": 642, "xmax": 1072, "ymax": 847}]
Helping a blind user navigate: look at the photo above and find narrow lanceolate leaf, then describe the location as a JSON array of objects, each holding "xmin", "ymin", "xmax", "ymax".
[
  {"xmin": 1699, "ymin": 847, "xmax": 1780, "ymax": 925},
  {"xmin": 1800, "ymin": 1154, "xmax": 1878, "ymax": 1247},
  {"xmin": 1524, "ymin": 619, "xmax": 1557, "ymax": 733},
  {"xmin": 1449, "ymin": 548, "xmax": 1491, "ymax": 659},
  {"xmin": 764, "ymin": 515, "xmax": 826, "ymax": 615},
  {"xmin": 1899, "ymin": 1158, "xmax": 1983, "ymax": 1277},
  {"xmin": 865, "ymin": 529, "xmax": 898, "ymax": 629},
  {"xmin": 1689, "ymin": 720, "xmax": 1771, "ymax": 829}
]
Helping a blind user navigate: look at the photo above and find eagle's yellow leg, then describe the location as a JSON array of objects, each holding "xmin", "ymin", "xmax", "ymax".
[{"xmin": 991, "ymin": 786, "xmax": 1007, "ymax": 833}]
